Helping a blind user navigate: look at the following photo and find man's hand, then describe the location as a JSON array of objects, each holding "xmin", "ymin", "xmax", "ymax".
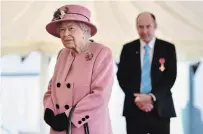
[
  {"xmin": 136, "ymin": 101, "xmax": 154, "ymax": 112},
  {"xmin": 134, "ymin": 93, "xmax": 153, "ymax": 104},
  {"xmin": 134, "ymin": 93, "xmax": 154, "ymax": 112}
]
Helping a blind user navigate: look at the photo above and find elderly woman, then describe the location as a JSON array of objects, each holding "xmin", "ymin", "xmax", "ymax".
[{"xmin": 43, "ymin": 4, "xmax": 114, "ymax": 134}]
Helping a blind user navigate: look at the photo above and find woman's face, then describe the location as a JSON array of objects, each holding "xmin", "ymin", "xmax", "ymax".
[{"xmin": 58, "ymin": 21, "xmax": 85, "ymax": 51}]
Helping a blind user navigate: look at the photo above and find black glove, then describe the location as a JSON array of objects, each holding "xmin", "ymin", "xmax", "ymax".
[
  {"xmin": 44, "ymin": 108, "xmax": 54, "ymax": 127},
  {"xmin": 52, "ymin": 112, "xmax": 69, "ymax": 132}
]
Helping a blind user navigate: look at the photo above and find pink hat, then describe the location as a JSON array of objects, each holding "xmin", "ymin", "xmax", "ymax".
[{"xmin": 46, "ymin": 5, "xmax": 97, "ymax": 38}]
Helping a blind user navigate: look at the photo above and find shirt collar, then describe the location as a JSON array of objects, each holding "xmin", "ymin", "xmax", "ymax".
[{"xmin": 140, "ymin": 37, "xmax": 156, "ymax": 49}]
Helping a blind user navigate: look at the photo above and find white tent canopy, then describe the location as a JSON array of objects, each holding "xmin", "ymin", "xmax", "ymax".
[{"xmin": 1, "ymin": 0, "xmax": 203, "ymax": 61}]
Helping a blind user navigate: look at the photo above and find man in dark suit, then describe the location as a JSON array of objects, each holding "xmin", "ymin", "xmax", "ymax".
[{"xmin": 117, "ymin": 12, "xmax": 177, "ymax": 134}]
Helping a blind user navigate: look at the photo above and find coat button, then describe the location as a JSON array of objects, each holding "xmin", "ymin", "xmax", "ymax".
[
  {"xmin": 85, "ymin": 115, "xmax": 89, "ymax": 119},
  {"xmin": 64, "ymin": 105, "xmax": 69, "ymax": 110},
  {"xmin": 82, "ymin": 118, "xmax": 86, "ymax": 121},
  {"xmin": 56, "ymin": 82, "xmax": 61, "ymax": 88},
  {"xmin": 56, "ymin": 104, "xmax": 60, "ymax": 109},
  {"xmin": 66, "ymin": 83, "xmax": 71, "ymax": 88},
  {"xmin": 78, "ymin": 121, "xmax": 82, "ymax": 124}
]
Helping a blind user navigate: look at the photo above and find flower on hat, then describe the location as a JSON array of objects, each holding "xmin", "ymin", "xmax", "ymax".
[{"xmin": 52, "ymin": 7, "xmax": 69, "ymax": 21}]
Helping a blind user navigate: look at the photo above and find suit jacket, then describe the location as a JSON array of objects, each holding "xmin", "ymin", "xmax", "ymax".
[
  {"xmin": 117, "ymin": 38, "xmax": 177, "ymax": 118},
  {"xmin": 43, "ymin": 43, "xmax": 114, "ymax": 134}
]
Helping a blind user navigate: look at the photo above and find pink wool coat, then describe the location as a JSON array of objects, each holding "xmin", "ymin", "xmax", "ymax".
[{"xmin": 43, "ymin": 42, "xmax": 114, "ymax": 134}]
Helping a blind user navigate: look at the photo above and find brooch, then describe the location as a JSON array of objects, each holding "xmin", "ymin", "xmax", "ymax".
[
  {"xmin": 85, "ymin": 52, "xmax": 93, "ymax": 61},
  {"xmin": 159, "ymin": 58, "xmax": 166, "ymax": 72}
]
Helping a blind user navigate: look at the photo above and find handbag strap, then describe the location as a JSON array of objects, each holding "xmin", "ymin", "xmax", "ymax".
[
  {"xmin": 66, "ymin": 104, "xmax": 77, "ymax": 134},
  {"xmin": 66, "ymin": 104, "xmax": 90, "ymax": 134},
  {"xmin": 84, "ymin": 123, "xmax": 90, "ymax": 134}
]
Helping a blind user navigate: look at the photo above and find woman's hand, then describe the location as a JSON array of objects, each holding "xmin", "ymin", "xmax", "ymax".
[
  {"xmin": 44, "ymin": 109, "xmax": 69, "ymax": 132},
  {"xmin": 44, "ymin": 108, "xmax": 55, "ymax": 127},
  {"xmin": 52, "ymin": 112, "xmax": 69, "ymax": 132}
]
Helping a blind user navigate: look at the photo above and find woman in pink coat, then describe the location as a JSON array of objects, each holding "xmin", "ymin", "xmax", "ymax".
[{"xmin": 43, "ymin": 4, "xmax": 114, "ymax": 134}]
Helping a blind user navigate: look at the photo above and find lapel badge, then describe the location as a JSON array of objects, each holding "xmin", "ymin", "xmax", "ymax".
[
  {"xmin": 159, "ymin": 58, "xmax": 166, "ymax": 72},
  {"xmin": 85, "ymin": 52, "xmax": 93, "ymax": 61}
]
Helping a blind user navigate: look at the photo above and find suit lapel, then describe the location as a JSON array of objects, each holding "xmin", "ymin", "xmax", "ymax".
[
  {"xmin": 133, "ymin": 40, "xmax": 141, "ymax": 72},
  {"xmin": 151, "ymin": 38, "xmax": 161, "ymax": 86},
  {"xmin": 132, "ymin": 40, "xmax": 141, "ymax": 86},
  {"xmin": 136, "ymin": 41, "xmax": 141, "ymax": 72}
]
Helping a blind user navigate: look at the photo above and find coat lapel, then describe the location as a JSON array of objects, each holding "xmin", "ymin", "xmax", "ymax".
[{"xmin": 56, "ymin": 49, "xmax": 75, "ymax": 81}]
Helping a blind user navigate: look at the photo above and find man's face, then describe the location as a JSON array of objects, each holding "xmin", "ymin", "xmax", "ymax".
[{"xmin": 136, "ymin": 13, "xmax": 156, "ymax": 43}]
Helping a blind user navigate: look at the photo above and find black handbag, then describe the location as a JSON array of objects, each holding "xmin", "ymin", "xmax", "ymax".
[{"xmin": 66, "ymin": 105, "xmax": 89, "ymax": 134}]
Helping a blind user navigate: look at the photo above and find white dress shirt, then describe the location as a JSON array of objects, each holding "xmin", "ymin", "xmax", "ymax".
[{"xmin": 140, "ymin": 37, "xmax": 156, "ymax": 101}]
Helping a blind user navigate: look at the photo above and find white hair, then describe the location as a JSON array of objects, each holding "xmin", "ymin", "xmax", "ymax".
[{"xmin": 77, "ymin": 22, "xmax": 91, "ymax": 39}]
